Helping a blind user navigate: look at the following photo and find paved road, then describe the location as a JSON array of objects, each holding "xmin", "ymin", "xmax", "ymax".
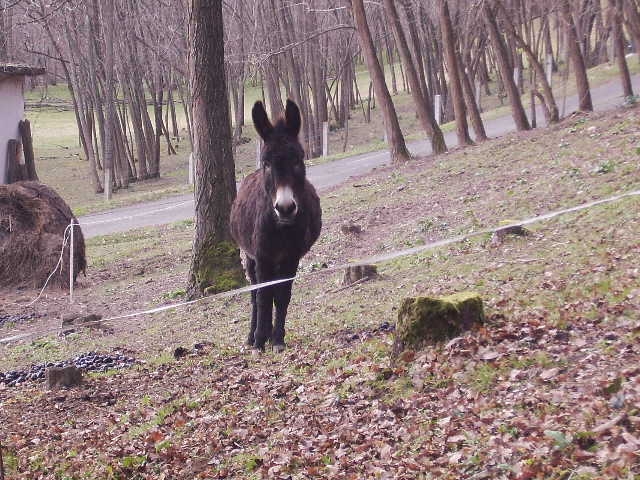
[{"xmin": 80, "ymin": 74, "xmax": 639, "ymax": 238}]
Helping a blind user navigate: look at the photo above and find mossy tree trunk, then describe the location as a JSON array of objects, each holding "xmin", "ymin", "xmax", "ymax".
[{"xmin": 187, "ymin": 0, "xmax": 245, "ymax": 298}]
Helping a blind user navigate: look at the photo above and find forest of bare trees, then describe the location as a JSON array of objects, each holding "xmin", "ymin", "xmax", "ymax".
[{"xmin": 0, "ymin": 0, "xmax": 638, "ymax": 193}]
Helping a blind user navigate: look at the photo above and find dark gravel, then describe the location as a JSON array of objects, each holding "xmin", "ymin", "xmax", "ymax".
[
  {"xmin": 0, "ymin": 312, "xmax": 41, "ymax": 328},
  {"xmin": 0, "ymin": 352, "xmax": 137, "ymax": 388}
]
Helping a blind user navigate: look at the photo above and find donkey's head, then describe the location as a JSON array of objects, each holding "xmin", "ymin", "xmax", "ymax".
[{"xmin": 252, "ymin": 99, "xmax": 306, "ymax": 226}]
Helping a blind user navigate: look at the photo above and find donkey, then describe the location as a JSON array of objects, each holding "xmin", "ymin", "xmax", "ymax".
[{"xmin": 230, "ymin": 100, "xmax": 322, "ymax": 352}]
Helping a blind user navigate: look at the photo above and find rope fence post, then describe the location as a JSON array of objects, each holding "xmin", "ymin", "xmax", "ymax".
[{"xmin": 69, "ymin": 220, "xmax": 74, "ymax": 304}]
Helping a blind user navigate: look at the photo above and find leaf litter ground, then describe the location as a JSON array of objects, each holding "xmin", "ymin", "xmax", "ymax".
[{"xmin": 0, "ymin": 107, "xmax": 639, "ymax": 479}]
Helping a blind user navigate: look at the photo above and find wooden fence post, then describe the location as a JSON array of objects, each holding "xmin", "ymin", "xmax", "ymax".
[
  {"xmin": 19, "ymin": 120, "xmax": 39, "ymax": 181},
  {"xmin": 6, "ymin": 139, "xmax": 26, "ymax": 183}
]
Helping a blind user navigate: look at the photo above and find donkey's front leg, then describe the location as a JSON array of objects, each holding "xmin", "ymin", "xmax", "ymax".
[
  {"xmin": 245, "ymin": 258, "xmax": 258, "ymax": 346},
  {"xmin": 254, "ymin": 261, "xmax": 274, "ymax": 351},
  {"xmin": 272, "ymin": 261, "xmax": 299, "ymax": 352}
]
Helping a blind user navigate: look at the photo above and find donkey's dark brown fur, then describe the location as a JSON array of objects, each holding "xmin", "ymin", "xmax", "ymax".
[{"xmin": 230, "ymin": 100, "xmax": 322, "ymax": 351}]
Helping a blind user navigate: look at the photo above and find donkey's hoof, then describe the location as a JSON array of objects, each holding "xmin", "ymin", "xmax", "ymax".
[{"xmin": 272, "ymin": 343, "xmax": 286, "ymax": 353}]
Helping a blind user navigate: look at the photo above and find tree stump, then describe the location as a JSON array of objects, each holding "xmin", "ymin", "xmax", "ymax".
[
  {"xmin": 342, "ymin": 264, "xmax": 377, "ymax": 286},
  {"xmin": 392, "ymin": 292, "xmax": 485, "ymax": 359},
  {"xmin": 490, "ymin": 224, "xmax": 529, "ymax": 247},
  {"xmin": 45, "ymin": 366, "xmax": 83, "ymax": 389}
]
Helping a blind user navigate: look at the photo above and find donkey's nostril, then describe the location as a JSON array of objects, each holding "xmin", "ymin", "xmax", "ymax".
[{"xmin": 275, "ymin": 201, "xmax": 297, "ymax": 217}]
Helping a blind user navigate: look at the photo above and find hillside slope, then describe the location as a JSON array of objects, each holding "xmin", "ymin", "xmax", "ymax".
[{"xmin": 1, "ymin": 106, "xmax": 639, "ymax": 479}]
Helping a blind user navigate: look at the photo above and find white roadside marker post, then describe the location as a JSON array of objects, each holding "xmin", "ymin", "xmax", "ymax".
[
  {"xmin": 434, "ymin": 94, "xmax": 442, "ymax": 125},
  {"xmin": 322, "ymin": 121, "xmax": 329, "ymax": 158},
  {"xmin": 69, "ymin": 221, "xmax": 74, "ymax": 304},
  {"xmin": 188, "ymin": 153, "xmax": 194, "ymax": 185}
]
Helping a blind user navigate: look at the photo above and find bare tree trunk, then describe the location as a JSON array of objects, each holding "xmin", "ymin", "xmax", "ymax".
[
  {"xmin": 624, "ymin": 1, "xmax": 640, "ymax": 59},
  {"xmin": 0, "ymin": 2, "xmax": 7, "ymax": 61},
  {"xmin": 439, "ymin": 0, "xmax": 473, "ymax": 146},
  {"xmin": 459, "ymin": 55, "xmax": 488, "ymax": 142},
  {"xmin": 101, "ymin": 0, "xmax": 115, "ymax": 200},
  {"xmin": 381, "ymin": 19, "xmax": 398, "ymax": 95},
  {"xmin": 610, "ymin": 0, "xmax": 634, "ymax": 97},
  {"xmin": 484, "ymin": 2, "xmax": 531, "ymax": 131},
  {"xmin": 187, "ymin": 0, "xmax": 244, "ymax": 297},
  {"xmin": 562, "ymin": 0, "xmax": 594, "ymax": 111},
  {"xmin": 400, "ymin": 0, "xmax": 430, "ymax": 100},
  {"xmin": 496, "ymin": 2, "xmax": 559, "ymax": 123},
  {"xmin": 352, "ymin": 0, "xmax": 411, "ymax": 163},
  {"xmin": 385, "ymin": 0, "xmax": 446, "ymax": 154}
]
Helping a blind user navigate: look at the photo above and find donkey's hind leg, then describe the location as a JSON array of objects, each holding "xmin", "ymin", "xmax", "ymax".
[{"xmin": 246, "ymin": 257, "xmax": 258, "ymax": 346}]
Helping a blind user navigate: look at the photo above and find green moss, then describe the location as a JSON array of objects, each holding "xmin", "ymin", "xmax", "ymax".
[
  {"xmin": 392, "ymin": 292, "xmax": 484, "ymax": 358},
  {"xmin": 194, "ymin": 240, "xmax": 246, "ymax": 295}
]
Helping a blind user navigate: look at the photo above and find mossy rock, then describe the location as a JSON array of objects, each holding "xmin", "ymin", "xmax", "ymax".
[{"xmin": 392, "ymin": 292, "xmax": 485, "ymax": 359}]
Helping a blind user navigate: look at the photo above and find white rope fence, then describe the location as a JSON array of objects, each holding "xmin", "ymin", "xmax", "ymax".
[
  {"xmin": 1, "ymin": 188, "xmax": 638, "ymax": 345},
  {"xmin": 23, "ymin": 224, "xmax": 72, "ymax": 308}
]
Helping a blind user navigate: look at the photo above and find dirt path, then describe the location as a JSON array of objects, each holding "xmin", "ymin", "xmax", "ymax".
[{"xmin": 79, "ymin": 75, "xmax": 640, "ymax": 238}]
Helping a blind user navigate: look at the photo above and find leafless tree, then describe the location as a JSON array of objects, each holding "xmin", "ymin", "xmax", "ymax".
[{"xmin": 187, "ymin": 0, "xmax": 244, "ymax": 298}]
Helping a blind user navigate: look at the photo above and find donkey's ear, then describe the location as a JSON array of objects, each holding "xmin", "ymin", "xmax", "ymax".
[
  {"xmin": 252, "ymin": 101, "xmax": 273, "ymax": 141},
  {"xmin": 284, "ymin": 99, "xmax": 301, "ymax": 137}
]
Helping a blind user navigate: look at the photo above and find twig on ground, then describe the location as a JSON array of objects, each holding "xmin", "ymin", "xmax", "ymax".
[
  {"xmin": 326, "ymin": 276, "xmax": 371, "ymax": 295},
  {"xmin": 504, "ymin": 258, "xmax": 543, "ymax": 264},
  {"xmin": 592, "ymin": 412, "xmax": 627, "ymax": 434}
]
